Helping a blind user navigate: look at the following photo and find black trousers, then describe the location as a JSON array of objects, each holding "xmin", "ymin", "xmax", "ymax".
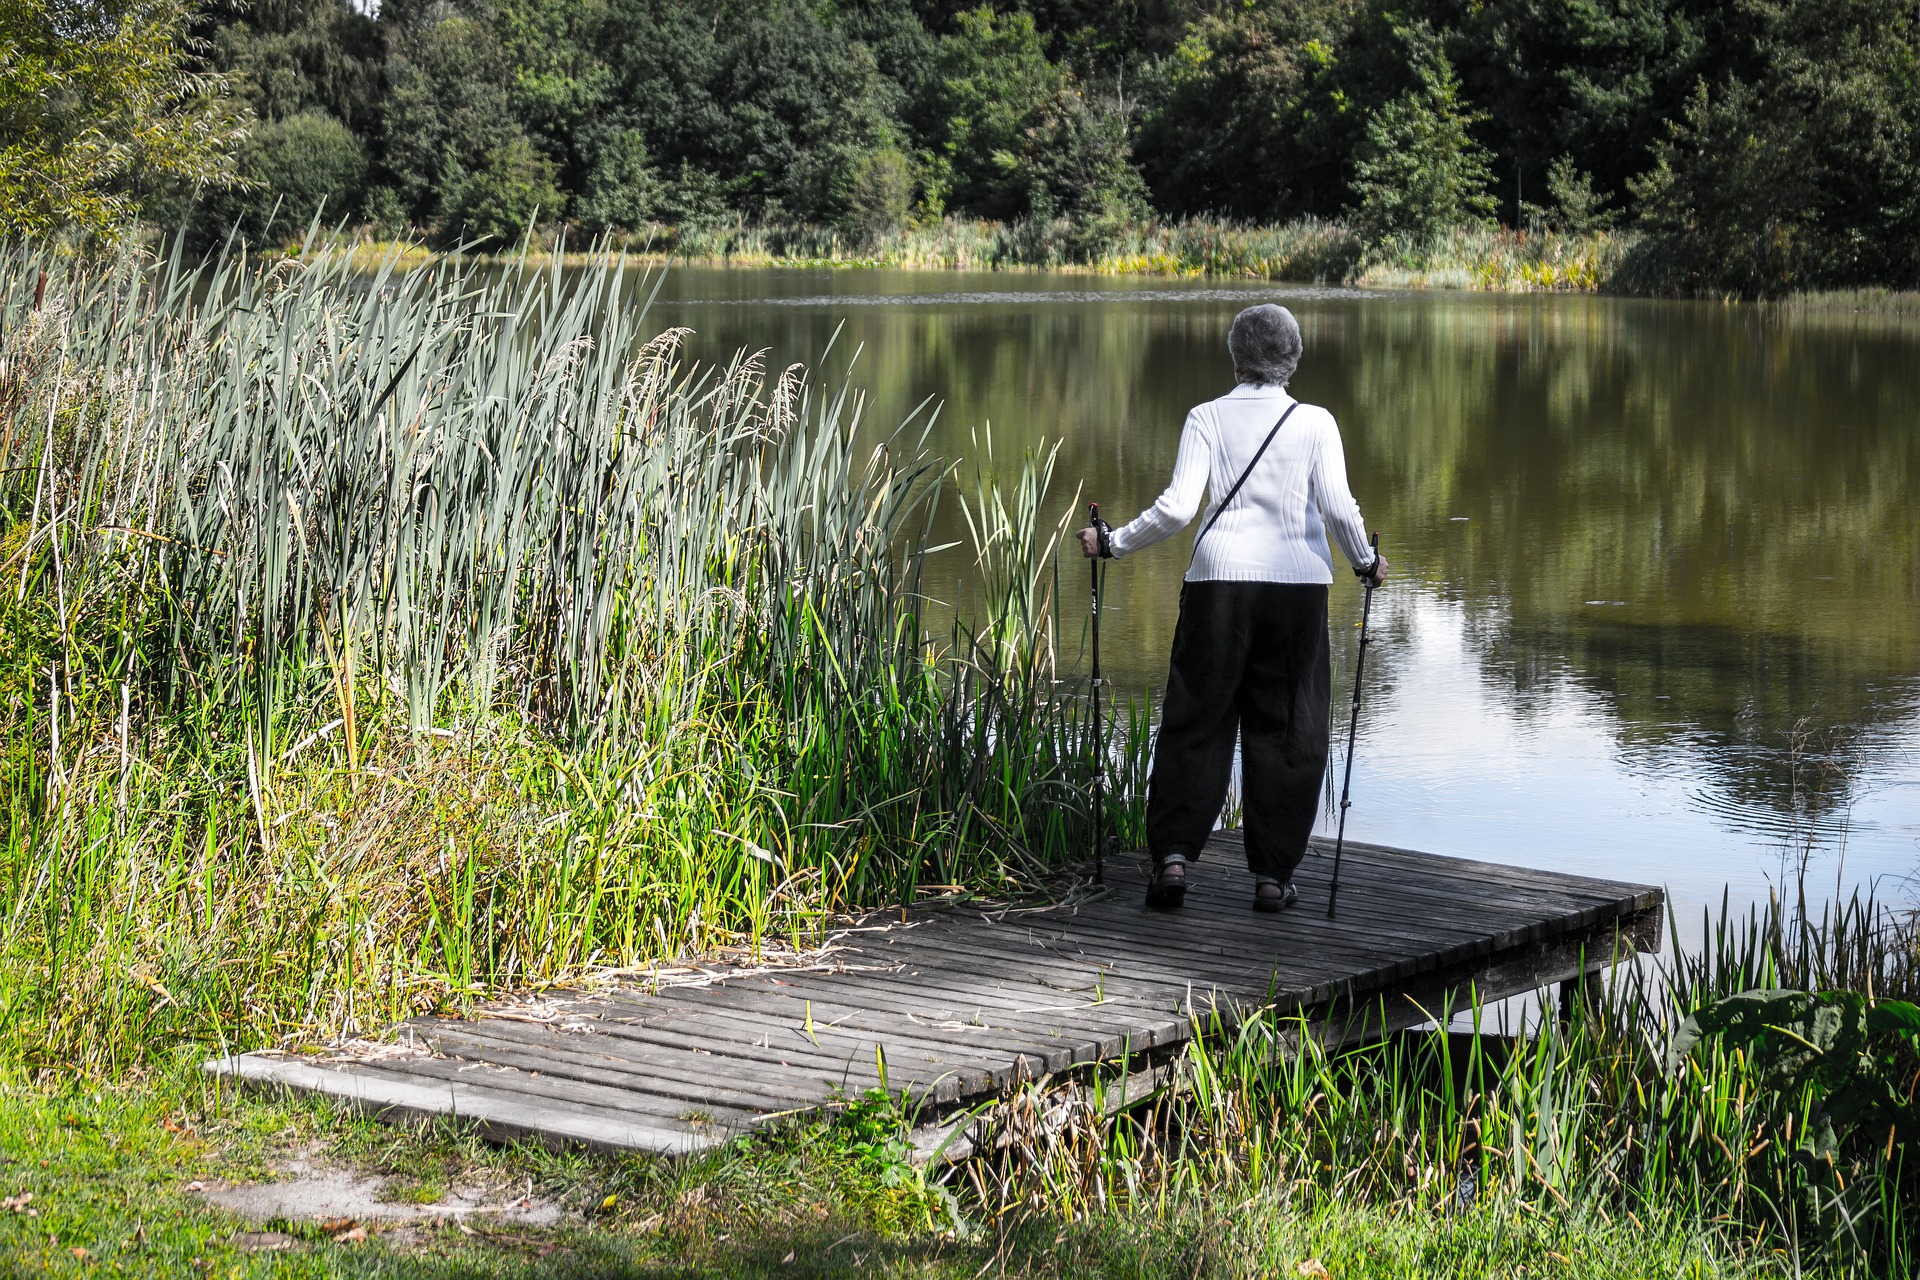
[{"xmin": 1145, "ymin": 581, "xmax": 1331, "ymax": 882}]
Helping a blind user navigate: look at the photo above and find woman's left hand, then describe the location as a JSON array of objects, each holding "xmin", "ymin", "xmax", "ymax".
[{"xmin": 1076, "ymin": 526, "xmax": 1102, "ymax": 558}]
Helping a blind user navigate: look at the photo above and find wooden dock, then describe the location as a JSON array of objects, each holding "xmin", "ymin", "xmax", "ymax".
[{"xmin": 208, "ymin": 835, "xmax": 1663, "ymax": 1158}]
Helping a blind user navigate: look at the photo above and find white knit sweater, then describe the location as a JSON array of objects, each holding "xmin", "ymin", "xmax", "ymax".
[{"xmin": 1109, "ymin": 383, "xmax": 1375, "ymax": 584}]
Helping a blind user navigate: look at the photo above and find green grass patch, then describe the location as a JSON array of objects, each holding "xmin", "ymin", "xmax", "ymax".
[{"xmin": 0, "ymin": 1063, "xmax": 1791, "ymax": 1279}]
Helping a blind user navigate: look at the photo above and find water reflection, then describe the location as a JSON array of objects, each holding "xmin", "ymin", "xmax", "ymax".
[{"xmin": 644, "ymin": 269, "xmax": 1920, "ymax": 909}]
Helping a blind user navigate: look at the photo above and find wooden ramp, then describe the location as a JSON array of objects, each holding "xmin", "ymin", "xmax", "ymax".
[{"xmin": 208, "ymin": 836, "xmax": 1663, "ymax": 1158}]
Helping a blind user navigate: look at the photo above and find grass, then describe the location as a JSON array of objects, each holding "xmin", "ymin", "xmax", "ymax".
[
  {"xmin": 314, "ymin": 215, "xmax": 1627, "ymax": 292},
  {"xmin": 5, "ymin": 883, "xmax": 1912, "ymax": 1277},
  {"xmin": 0, "ymin": 234, "xmax": 1151, "ymax": 1075},
  {"xmin": 0, "ymin": 1057, "xmax": 1788, "ymax": 1278}
]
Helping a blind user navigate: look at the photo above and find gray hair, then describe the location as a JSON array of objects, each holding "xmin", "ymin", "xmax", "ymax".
[{"xmin": 1228, "ymin": 304, "xmax": 1303, "ymax": 386}]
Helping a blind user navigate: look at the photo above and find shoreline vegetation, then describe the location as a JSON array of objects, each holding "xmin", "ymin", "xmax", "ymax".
[
  {"xmin": 4, "ymin": 237, "xmax": 1917, "ymax": 1276},
  {"xmin": 328, "ymin": 216, "xmax": 1623, "ymax": 293},
  {"xmin": 300, "ymin": 220, "xmax": 1920, "ymax": 310}
]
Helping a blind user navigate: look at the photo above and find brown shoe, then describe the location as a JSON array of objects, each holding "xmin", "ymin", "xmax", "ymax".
[
  {"xmin": 1252, "ymin": 880, "xmax": 1298, "ymax": 913},
  {"xmin": 1145, "ymin": 859, "xmax": 1188, "ymax": 910}
]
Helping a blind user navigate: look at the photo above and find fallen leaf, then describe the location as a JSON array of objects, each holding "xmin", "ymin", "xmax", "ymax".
[
  {"xmin": 319, "ymin": 1218, "xmax": 356, "ymax": 1236},
  {"xmin": 184, "ymin": 1181, "xmax": 206, "ymax": 1192},
  {"xmin": 599, "ymin": 1193, "xmax": 618, "ymax": 1211},
  {"xmin": 0, "ymin": 1193, "xmax": 31, "ymax": 1211},
  {"xmin": 782, "ymin": 1250, "xmax": 796, "ymax": 1263},
  {"xmin": 336, "ymin": 1227, "xmax": 369, "ymax": 1243},
  {"xmin": 1298, "ymin": 1261, "xmax": 1331, "ymax": 1279},
  {"xmin": 70, "ymin": 1247, "xmax": 90, "ymax": 1260},
  {"xmin": 457, "ymin": 1222, "xmax": 477, "ymax": 1237},
  {"xmin": 1548, "ymin": 1252, "xmax": 1571, "ymax": 1265}
]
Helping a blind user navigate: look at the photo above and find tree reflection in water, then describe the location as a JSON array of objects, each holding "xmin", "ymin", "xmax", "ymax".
[{"xmin": 647, "ymin": 270, "xmax": 1920, "ymax": 904}]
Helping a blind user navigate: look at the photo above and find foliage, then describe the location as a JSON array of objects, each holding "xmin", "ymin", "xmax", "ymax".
[
  {"xmin": 10, "ymin": 0, "xmax": 1910, "ymax": 294},
  {"xmin": 1521, "ymin": 155, "xmax": 1617, "ymax": 235},
  {"xmin": 0, "ymin": 0, "xmax": 250, "ymax": 241},
  {"xmin": 1348, "ymin": 55, "xmax": 1497, "ymax": 246},
  {"xmin": 918, "ymin": 8, "xmax": 1073, "ymax": 221},
  {"xmin": 576, "ymin": 127, "xmax": 666, "ymax": 234},
  {"xmin": 1442, "ymin": 0, "xmax": 1705, "ymax": 218},
  {"xmin": 1669, "ymin": 989, "xmax": 1920, "ymax": 1161},
  {"xmin": 1133, "ymin": 2, "xmax": 1361, "ymax": 222},
  {"xmin": 839, "ymin": 143, "xmax": 917, "ymax": 240},
  {"xmin": 0, "ymin": 239, "xmax": 1147, "ymax": 1070},
  {"xmin": 442, "ymin": 132, "xmax": 563, "ymax": 246},
  {"xmin": 1621, "ymin": 0, "xmax": 1920, "ymax": 296},
  {"xmin": 6, "ymin": 881, "xmax": 1916, "ymax": 1276},
  {"xmin": 959, "ymin": 894, "xmax": 1920, "ymax": 1273},
  {"xmin": 195, "ymin": 109, "xmax": 367, "ymax": 247},
  {"xmin": 200, "ymin": 0, "xmax": 384, "ymax": 136},
  {"xmin": 0, "ymin": 1062, "xmax": 1796, "ymax": 1278}
]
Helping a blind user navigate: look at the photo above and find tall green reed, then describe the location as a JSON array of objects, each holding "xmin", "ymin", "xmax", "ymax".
[{"xmin": 0, "ymin": 235, "xmax": 1147, "ymax": 1070}]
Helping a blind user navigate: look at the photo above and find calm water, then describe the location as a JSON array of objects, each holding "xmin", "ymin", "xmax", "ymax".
[{"xmin": 644, "ymin": 268, "xmax": 1920, "ymax": 921}]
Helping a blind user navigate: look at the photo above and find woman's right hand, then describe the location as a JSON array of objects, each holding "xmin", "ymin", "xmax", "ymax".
[{"xmin": 1364, "ymin": 553, "xmax": 1390, "ymax": 586}]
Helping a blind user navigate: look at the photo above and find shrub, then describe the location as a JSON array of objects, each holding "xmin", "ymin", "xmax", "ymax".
[
  {"xmin": 208, "ymin": 110, "xmax": 367, "ymax": 247},
  {"xmin": 1348, "ymin": 55, "xmax": 1496, "ymax": 245},
  {"xmin": 578, "ymin": 127, "xmax": 665, "ymax": 234},
  {"xmin": 440, "ymin": 133, "xmax": 561, "ymax": 247}
]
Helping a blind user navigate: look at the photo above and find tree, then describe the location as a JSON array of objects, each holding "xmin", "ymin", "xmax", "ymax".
[
  {"xmin": 577, "ymin": 127, "xmax": 664, "ymax": 232},
  {"xmin": 839, "ymin": 143, "xmax": 915, "ymax": 239},
  {"xmin": 1520, "ymin": 155, "xmax": 1616, "ymax": 234},
  {"xmin": 202, "ymin": 0, "xmax": 384, "ymax": 136},
  {"xmin": 377, "ymin": 4, "xmax": 559, "ymax": 243},
  {"xmin": 1441, "ymin": 0, "xmax": 1705, "ymax": 220},
  {"xmin": 1348, "ymin": 55, "xmax": 1496, "ymax": 243},
  {"xmin": 0, "ymin": 0, "xmax": 250, "ymax": 240},
  {"xmin": 197, "ymin": 109, "xmax": 367, "ymax": 247},
  {"xmin": 443, "ymin": 134, "xmax": 562, "ymax": 246},
  {"xmin": 913, "ymin": 6, "xmax": 1148, "ymax": 224},
  {"xmin": 1626, "ymin": 0, "xmax": 1920, "ymax": 295},
  {"xmin": 1134, "ymin": 1, "xmax": 1360, "ymax": 221},
  {"xmin": 918, "ymin": 7, "xmax": 1069, "ymax": 219},
  {"xmin": 708, "ymin": 10, "xmax": 904, "ymax": 224}
]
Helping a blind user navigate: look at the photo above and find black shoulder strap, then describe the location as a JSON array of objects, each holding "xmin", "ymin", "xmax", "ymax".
[{"xmin": 1189, "ymin": 401, "xmax": 1300, "ymax": 565}]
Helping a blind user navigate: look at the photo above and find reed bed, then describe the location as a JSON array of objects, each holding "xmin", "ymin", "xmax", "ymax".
[
  {"xmin": 1353, "ymin": 224, "xmax": 1632, "ymax": 291},
  {"xmin": 656, "ymin": 217, "xmax": 1618, "ymax": 290},
  {"xmin": 949, "ymin": 892, "xmax": 1919, "ymax": 1276},
  {"xmin": 0, "ymin": 237, "xmax": 1148, "ymax": 1073},
  {"xmin": 372, "ymin": 216, "xmax": 1619, "ymax": 290}
]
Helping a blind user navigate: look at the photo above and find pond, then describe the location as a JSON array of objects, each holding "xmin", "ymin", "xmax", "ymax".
[{"xmin": 645, "ymin": 267, "xmax": 1920, "ymax": 923}]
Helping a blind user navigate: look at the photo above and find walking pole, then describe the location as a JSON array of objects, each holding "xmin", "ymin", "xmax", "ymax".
[
  {"xmin": 1327, "ymin": 532, "xmax": 1380, "ymax": 919},
  {"xmin": 1089, "ymin": 503, "xmax": 1110, "ymax": 885}
]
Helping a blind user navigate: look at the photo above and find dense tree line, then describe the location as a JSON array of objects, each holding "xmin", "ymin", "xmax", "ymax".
[{"xmin": 10, "ymin": 0, "xmax": 1920, "ymax": 293}]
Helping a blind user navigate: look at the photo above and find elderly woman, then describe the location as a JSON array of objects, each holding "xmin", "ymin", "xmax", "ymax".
[{"xmin": 1078, "ymin": 304, "xmax": 1388, "ymax": 912}]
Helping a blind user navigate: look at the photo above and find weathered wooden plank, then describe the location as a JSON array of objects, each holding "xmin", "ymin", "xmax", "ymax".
[
  {"xmin": 207, "ymin": 1054, "xmax": 721, "ymax": 1154},
  {"xmin": 726, "ymin": 969, "xmax": 1194, "ymax": 1058},
  {"xmin": 633, "ymin": 985, "xmax": 1084, "ymax": 1076},
  {"xmin": 468, "ymin": 1008, "xmax": 985, "ymax": 1103},
  {"xmin": 662, "ymin": 969, "xmax": 1171, "ymax": 1059},
  {"xmin": 582, "ymin": 990, "xmax": 1067, "ymax": 1084},
  {"xmin": 948, "ymin": 888, "xmax": 1513, "ymax": 979},
  {"xmin": 394, "ymin": 1055, "xmax": 769, "ymax": 1131},
  {"xmin": 403, "ymin": 1021, "xmax": 811, "ymax": 1112}
]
